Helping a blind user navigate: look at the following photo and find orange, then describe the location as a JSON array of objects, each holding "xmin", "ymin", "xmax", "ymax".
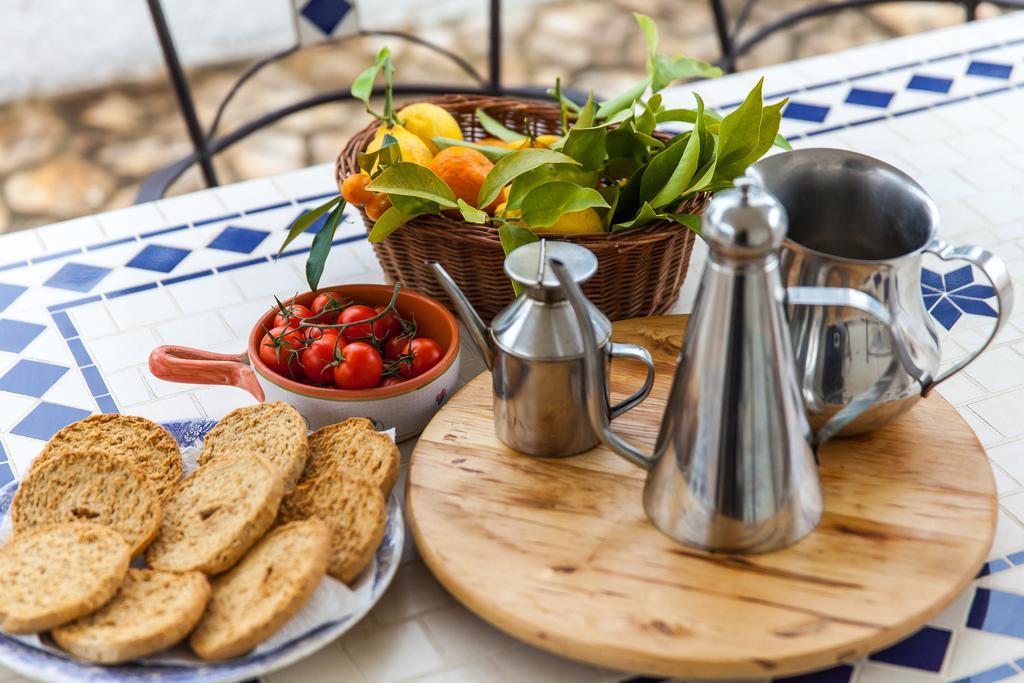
[
  {"xmin": 428, "ymin": 147, "xmax": 500, "ymax": 213},
  {"xmin": 340, "ymin": 173, "xmax": 373, "ymax": 206},
  {"xmin": 365, "ymin": 193, "xmax": 392, "ymax": 221}
]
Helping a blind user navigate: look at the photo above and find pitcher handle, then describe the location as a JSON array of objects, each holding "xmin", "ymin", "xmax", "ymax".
[
  {"xmin": 922, "ymin": 239, "xmax": 1014, "ymax": 395},
  {"xmin": 608, "ymin": 343, "xmax": 655, "ymax": 419},
  {"xmin": 149, "ymin": 346, "xmax": 265, "ymax": 401},
  {"xmin": 787, "ymin": 286, "xmax": 922, "ymax": 446}
]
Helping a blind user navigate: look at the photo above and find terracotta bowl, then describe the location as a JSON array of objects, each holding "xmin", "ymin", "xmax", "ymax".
[{"xmin": 149, "ymin": 284, "xmax": 461, "ymax": 441}]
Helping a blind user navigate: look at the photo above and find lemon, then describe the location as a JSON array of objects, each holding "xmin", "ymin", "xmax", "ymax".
[
  {"xmin": 533, "ymin": 134, "xmax": 561, "ymax": 148},
  {"xmin": 397, "ymin": 102, "xmax": 462, "ymax": 155},
  {"xmin": 367, "ymin": 124, "xmax": 434, "ymax": 167},
  {"xmin": 534, "ymin": 208, "xmax": 604, "ymax": 234}
]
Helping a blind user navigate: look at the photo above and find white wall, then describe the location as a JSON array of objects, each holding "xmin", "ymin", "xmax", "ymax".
[{"xmin": 0, "ymin": 0, "xmax": 513, "ymax": 102}]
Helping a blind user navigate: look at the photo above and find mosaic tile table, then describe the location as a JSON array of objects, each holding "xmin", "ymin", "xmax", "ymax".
[{"xmin": 4, "ymin": 13, "xmax": 1024, "ymax": 683}]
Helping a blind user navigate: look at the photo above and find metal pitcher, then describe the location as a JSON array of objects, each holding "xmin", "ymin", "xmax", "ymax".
[
  {"xmin": 749, "ymin": 148, "xmax": 1014, "ymax": 435},
  {"xmin": 553, "ymin": 179, "xmax": 915, "ymax": 553},
  {"xmin": 430, "ymin": 241, "xmax": 655, "ymax": 457}
]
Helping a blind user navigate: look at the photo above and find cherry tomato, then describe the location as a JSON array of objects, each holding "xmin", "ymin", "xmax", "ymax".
[
  {"xmin": 380, "ymin": 375, "xmax": 405, "ymax": 388},
  {"xmin": 384, "ymin": 332, "xmax": 413, "ymax": 361},
  {"xmin": 338, "ymin": 304, "xmax": 377, "ymax": 343},
  {"xmin": 259, "ymin": 325, "xmax": 305, "ymax": 379},
  {"xmin": 300, "ymin": 331, "xmax": 341, "ymax": 384},
  {"xmin": 373, "ymin": 306, "xmax": 402, "ymax": 340},
  {"xmin": 333, "ymin": 342, "xmax": 383, "ymax": 390},
  {"xmin": 310, "ymin": 292, "xmax": 344, "ymax": 325},
  {"xmin": 399, "ymin": 338, "xmax": 445, "ymax": 379},
  {"xmin": 303, "ymin": 325, "xmax": 331, "ymax": 341},
  {"xmin": 274, "ymin": 303, "xmax": 313, "ymax": 328}
]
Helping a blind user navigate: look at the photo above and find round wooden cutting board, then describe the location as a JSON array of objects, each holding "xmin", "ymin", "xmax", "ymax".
[{"xmin": 407, "ymin": 315, "xmax": 997, "ymax": 679}]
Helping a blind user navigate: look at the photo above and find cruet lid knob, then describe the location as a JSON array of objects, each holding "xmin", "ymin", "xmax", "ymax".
[
  {"xmin": 702, "ymin": 176, "xmax": 788, "ymax": 258},
  {"xmin": 504, "ymin": 240, "xmax": 598, "ymax": 291}
]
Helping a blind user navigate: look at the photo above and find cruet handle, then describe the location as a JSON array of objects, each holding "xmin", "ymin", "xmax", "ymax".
[
  {"xmin": 608, "ymin": 343, "xmax": 655, "ymax": 419},
  {"xmin": 922, "ymin": 240, "xmax": 1014, "ymax": 394}
]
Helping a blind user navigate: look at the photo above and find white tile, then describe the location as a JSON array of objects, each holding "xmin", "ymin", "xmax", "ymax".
[
  {"xmin": 343, "ymin": 621, "xmax": 445, "ymax": 683},
  {"xmin": 0, "ymin": 228, "xmax": 47, "ymax": 261},
  {"xmin": 1002, "ymin": 489, "xmax": 1024, "ymax": 526},
  {"xmin": 155, "ymin": 311, "xmax": 231, "ymax": 348},
  {"xmin": 267, "ymin": 643, "xmax": 364, "ymax": 683},
  {"xmin": 220, "ymin": 299, "xmax": 272, "ymax": 340},
  {"xmin": 215, "ymin": 178, "xmax": 288, "ymax": 213},
  {"xmin": 227, "ymin": 259, "xmax": 306, "ymax": 299},
  {"xmin": 144, "ymin": 372, "xmax": 202, "ymax": 399},
  {"xmin": 371, "ymin": 561, "xmax": 453, "ymax": 626},
  {"xmin": 490, "ymin": 645, "xmax": 602, "ymax": 683},
  {"xmin": 946, "ymin": 627, "xmax": 1024, "ymax": 679},
  {"xmin": 888, "ymin": 111, "xmax": 958, "ymax": 144},
  {"xmin": 957, "ymin": 157, "xmax": 1024, "ymax": 192},
  {"xmin": 970, "ymin": 389, "xmax": 1024, "ymax": 440},
  {"xmin": 929, "ymin": 584, "xmax": 975, "ymax": 630},
  {"xmin": 271, "ymin": 163, "xmax": 337, "ymax": 200},
  {"xmin": 964, "ymin": 347, "xmax": 1024, "ymax": 393},
  {"xmin": 993, "ymin": 463, "xmax": 1021, "ymax": 496},
  {"xmin": 967, "ymin": 189, "xmax": 1024, "ymax": 228},
  {"xmin": 935, "ymin": 372, "xmax": 986, "ymax": 405},
  {"xmin": 97, "ymin": 202, "xmax": 167, "ymax": 238},
  {"xmin": 897, "ymin": 140, "xmax": 969, "ymax": 175},
  {"xmin": 124, "ymin": 393, "xmax": 201, "ymax": 422},
  {"xmin": 167, "ymin": 273, "xmax": 243, "ymax": 315},
  {"xmin": 87, "ymin": 328, "xmax": 160, "ymax": 373},
  {"xmin": 104, "ymin": 368, "xmax": 152, "ymax": 406},
  {"xmin": 0, "ymin": 393, "xmax": 37, "ymax": 432},
  {"xmin": 156, "ymin": 189, "xmax": 228, "ymax": 226},
  {"xmin": 68, "ymin": 301, "xmax": 118, "ymax": 339},
  {"xmin": 5, "ymin": 433, "xmax": 45, "ymax": 476},
  {"xmin": 918, "ymin": 171, "xmax": 976, "ymax": 203},
  {"xmin": 959, "ymin": 128, "xmax": 1018, "ymax": 161},
  {"xmin": 932, "ymin": 98, "xmax": 1005, "ymax": 133},
  {"xmin": 104, "ymin": 287, "xmax": 180, "ymax": 330},
  {"xmin": 992, "ymin": 508, "xmax": 1024, "ymax": 556},
  {"xmin": 20, "ymin": 327, "xmax": 72, "ymax": 365},
  {"xmin": 961, "ymin": 405, "xmax": 1005, "ymax": 446},
  {"xmin": 192, "ymin": 386, "xmax": 258, "ymax": 419},
  {"xmin": 855, "ymin": 661, "xmax": 942, "ymax": 683},
  {"xmin": 422, "ymin": 607, "xmax": 521, "ymax": 663},
  {"xmin": 43, "ymin": 370, "xmax": 95, "ymax": 410},
  {"xmin": 407, "ymin": 658, "xmax": 506, "ymax": 683},
  {"xmin": 36, "ymin": 216, "xmax": 105, "ymax": 251}
]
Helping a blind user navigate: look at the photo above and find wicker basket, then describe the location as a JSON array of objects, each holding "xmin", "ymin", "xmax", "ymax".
[{"xmin": 338, "ymin": 94, "xmax": 706, "ymax": 322}]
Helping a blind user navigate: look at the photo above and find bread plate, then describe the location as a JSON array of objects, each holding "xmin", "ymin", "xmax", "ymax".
[{"xmin": 0, "ymin": 418, "xmax": 404, "ymax": 683}]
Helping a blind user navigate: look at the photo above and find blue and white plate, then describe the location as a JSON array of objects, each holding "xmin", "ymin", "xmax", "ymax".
[{"xmin": 0, "ymin": 418, "xmax": 404, "ymax": 683}]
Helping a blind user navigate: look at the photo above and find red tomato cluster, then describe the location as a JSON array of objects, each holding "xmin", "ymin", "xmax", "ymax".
[{"xmin": 257, "ymin": 292, "xmax": 445, "ymax": 391}]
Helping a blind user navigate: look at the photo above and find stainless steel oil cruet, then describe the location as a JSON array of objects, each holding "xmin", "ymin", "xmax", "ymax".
[
  {"xmin": 553, "ymin": 179, "xmax": 921, "ymax": 553},
  {"xmin": 430, "ymin": 241, "xmax": 655, "ymax": 457}
]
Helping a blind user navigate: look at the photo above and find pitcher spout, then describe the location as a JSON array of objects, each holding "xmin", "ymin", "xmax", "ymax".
[{"xmin": 429, "ymin": 261, "xmax": 494, "ymax": 370}]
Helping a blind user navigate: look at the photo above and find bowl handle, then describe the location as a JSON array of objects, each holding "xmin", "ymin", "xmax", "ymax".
[{"xmin": 148, "ymin": 346, "xmax": 265, "ymax": 401}]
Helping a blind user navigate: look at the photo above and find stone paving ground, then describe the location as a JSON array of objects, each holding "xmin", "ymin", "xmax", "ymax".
[{"xmin": 0, "ymin": 0, "xmax": 1006, "ymax": 233}]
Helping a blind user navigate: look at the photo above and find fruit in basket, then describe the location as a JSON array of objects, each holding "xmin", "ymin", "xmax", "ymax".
[
  {"xmin": 534, "ymin": 207, "xmax": 604, "ymax": 234},
  {"xmin": 367, "ymin": 124, "xmax": 432, "ymax": 167},
  {"xmin": 364, "ymin": 193, "xmax": 392, "ymax": 221},
  {"xmin": 428, "ymin": 147, "xmax": 501, "ymax": 214},
  {"xmin": 341, "ymin": 173, "xmax": 373, "ymax": 206},
  {"xmin": 398, "ymin": 102, "xmax": 462, "ymax": 155}
]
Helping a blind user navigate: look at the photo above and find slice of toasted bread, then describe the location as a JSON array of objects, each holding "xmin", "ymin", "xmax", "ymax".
[
  {"xmin": 11, "ymin": 451, "xmax": 161, "ymax": 556},
  {"xmin": 34, "ymin": 414, "xmax": 182, "ymax": 499},
  {"xmin": 0, "ymin": 523, "xmax": 130, "ymax": 634},
  {"xmin": 279, "ymin": 469, "xmax": 386, "ymax": 583},
  {"xmin": 146, "ymin": 452, "xmax": 283, "ymax": 575},
  {"xmin": 198, "ymin": 402, "xmax": 308, "ymax": 491},
  {"xmin": 189, "ymin": 518, "xmax": 330, "ymax": 661},
  {"xmin": 300, "ymin": 423, "xmax": 399, "ymax": 495},
  {"xmin": 52, "ymin": 569, "xmax": 210, "ymax": 663}
]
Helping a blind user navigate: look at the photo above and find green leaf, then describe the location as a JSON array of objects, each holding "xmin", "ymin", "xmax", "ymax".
[
  {"xmin": 715, "ymin": 78, "xmax": 766, "ymax": 179},
  {"xmin": 612, "ymin": 201, "xmax": 669, "ymax": 232},
  {"xmin": 595, "ymin": 76, "xmax": 650, "ymax": 121},
  {"xmin": 432, "ymin": 137, "xmax": 513, "ymax": 162},
  {"xmin": 357, "ymin": 133, "xmax": 400, "ymax": 175},
  {"xmin": 368, "ymin": 207, "xmax": 420, "ymax": 242},
  {"xmin": 475, "ymin": 108, "xmax": 526, "ymax": 143},
  {"xmin": 279, "ymin": 195, "xmax": 343, "ymax": 254},
  {"xmin": 351, "ymin": 48, "xmax": 389, "ymax": 115},
  {"xmin": 613, "ymin": 165, "xmax": 646, "ymax": 224},
  {"xmin": 652, "ymin": 54, "xmax": 722, "ymax": 92},
  {"xmin": 506, "ymin": 164, "xmax": 598, "ymax": 212},
  {"xmin": 597, "ymin": 185, "xmax": 620, "ymax": 230},
  {"xmin": 635, "ymin": 101, "xmax": 657, "ymax": 136},
  {"xmin": 717, "ymin": 95, "xmax": 787, "ymax": 179},
  {"xmin": 306, "ymin": 202, "xmax": 344, "ymax": 290},
  {"xmin": 457, "ymin": 199, "xmax": 488, "ymax": 224},
  {"xmin": 655, "ymin": 108, "xmax": 722, "ymax": 127},
  {"xmin": 649, "ymin": 125, "xmax": 700, "ymax": 208},
  {"xmin": 367, "ymin": 162, "xmax": 458, "ymax": 209},
  {"xmin": 674, "ymin": 213, "xmax": 702, "ymax": 233},
  {"xmin": 576, "ymin": 92, "xmax": 597, "ymax": 129},
  {"xmin": 639, "ymin": 133, "xmax": 690, "ymax": 204},
  {"xmin": 774, "ymin": 132, "xmax": 793, "ymax": 151},
  {"xmin": 561, "ymin": 125, "xmax": 607, "ymax": 171},
  {"xmin": 498, "ymin": 225, "xmax": 538, "ymax": 296},
  {"xmin": 634, "ymin": 13, "xmax": 659, "ymax": 70},
  {"xmin": 520, "ymin": 182, "xmax": 610, "ymax": 229},
  {"xmin": 389, "ymin": 194, "xmax": 440, "ymax": 216},
  {"xmin": 477, "ymin": 148, "xmax": 581, "ymax": 209}
]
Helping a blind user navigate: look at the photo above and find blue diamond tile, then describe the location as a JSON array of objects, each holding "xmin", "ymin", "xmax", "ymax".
[
  {"xmin": 0, "ymin": 319, "xmax": 45, "ymax": 353},
  {"xmin": 300, "ymin": 0, "xmax": 352, "ymax": 34},
  {"xmin": 11, "ymin": 402, "xmax": 92, "ymax": 441},
  {"xmin": 868, "ymin": 626, "xmax": 951, "ymax": 672},
  {"xmin": 978, "ymin": 558, "xmax": 1012, "ymax": 577},
  {"xmin": 944, "ymin": 265, "xmax": 975, "ymax": 291},
  {"xmin": 773, "ymin": 664, "xmax": 853, "ymax": 682},
  {"xmin": 0, "ymin": 360, "xmax": 68, "ymax": 398},
  {"xmin": 921, "ymin": 268, "xmax": 943, "ymax": 289},
  {"xmin": 95, "ymin": 394, "xmax": 118, "ymax": 414},
  {"xmin": 0, "ymin": 461, "xmax": 12, "ymax": 488},
  {"xmin": 846, "ymin": 88, "xmax": 894, "ymax": 108},
  {"xmin": 0, "ymin": 282, "xmax": 27, "ymax": 311},
  {"xmin": 126, "ymin": 245, "xmax": 190, "ymax": 273},
  {"xmin": 923, "ymin": 293, "xmax": 940, "ymax": 309},
  {"xmin": 954, "ymin": 284, "xmax": 997, "ymax": 298},
  {"xmin": 43, "ymin": 262, "xmax": 112, "ymax": 293},
  {"xmin": 82, "ymin": 366, "xmax": 108, "ymax": 397},
  {"xmin": 908, "ymin": 74, "xmax": 954, "ymax": 93},
  {"xmin": 931, "ymin": 297, "xmax": 962, "ymax": 330},
  {"xmin": 208, "ymin": 226, "xmax": 271, "ymax": 254},
  {"xmin": 952, "ymin": 663, "xmax": 1019, "ymax": 683},
  {"xmin": 1010, "ymin": 550, "xmax": 1024, "ymax": 565},
  {"xmin": 952, "ymin": 295, "xmax": 998, "ymax": 317},
  {"xmin": 968, "ymin": 587, "xmax": 1024, "ymax": 638},
  {"xmin": 968, "ymin": 61, "xmax": 1014, "ymax": 79},
  {"xmin": 783, "ymin": 102, "xmax": 830, "ymax": 123}
]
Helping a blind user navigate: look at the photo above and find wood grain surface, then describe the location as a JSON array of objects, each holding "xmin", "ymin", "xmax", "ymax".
[{"xmin": 406, "ymin": 315, "xmax": 997, "ymax": 679}]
